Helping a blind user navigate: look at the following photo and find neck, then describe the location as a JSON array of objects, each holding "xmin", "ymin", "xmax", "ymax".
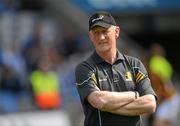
[{"xmin": 97, "ymin": 49, "xmax": 117, "ymax": 65}]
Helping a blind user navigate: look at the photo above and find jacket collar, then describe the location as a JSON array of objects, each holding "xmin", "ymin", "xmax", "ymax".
[{"xmin": 92, "ymin": 49, "xmax": 124, "ymax": 64}]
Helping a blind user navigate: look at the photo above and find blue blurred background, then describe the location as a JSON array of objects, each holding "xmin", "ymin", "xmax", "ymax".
[{"xmin": 0, "ymin": 0, "xmax": 180, "ymax": 126}]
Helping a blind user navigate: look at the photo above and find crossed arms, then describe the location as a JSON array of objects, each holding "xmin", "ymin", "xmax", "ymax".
[{"xmin": 87, "ymin": 89, "xmax": 156, "ymax": 116}]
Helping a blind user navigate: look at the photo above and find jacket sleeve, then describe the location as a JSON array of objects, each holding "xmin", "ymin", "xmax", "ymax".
[{"xmin": 75, "ymin": 62, "xmax": 99, "ymax": 102}]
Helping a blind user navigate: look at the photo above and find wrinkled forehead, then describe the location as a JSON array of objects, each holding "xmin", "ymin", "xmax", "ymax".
[
  {"xmin": 91, "ymin": 26, "xmax": 107, "ymax": 31},
  {"xmin": 90, "ymin": 25, "xmax": 114, "ymax": 32}
]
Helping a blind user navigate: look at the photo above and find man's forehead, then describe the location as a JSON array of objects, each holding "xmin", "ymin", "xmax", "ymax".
[{"xmin": 91, "ymin": 26, "xmax": 111, "ymax": 32}]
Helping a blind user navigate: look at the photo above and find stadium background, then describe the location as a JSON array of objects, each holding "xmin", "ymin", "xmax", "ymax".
[{"xmin": 0, "ymin": 0, "xmax": 180, "ymax": 126}]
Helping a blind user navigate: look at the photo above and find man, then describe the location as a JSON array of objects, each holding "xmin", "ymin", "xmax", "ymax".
[{"xmin": 75, "ymin": 11, "xmax": 157, "ymax": 126}]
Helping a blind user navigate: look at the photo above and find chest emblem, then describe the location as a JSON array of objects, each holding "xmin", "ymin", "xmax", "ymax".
[
  {"xmin": 99, "ymin": 76, "xmax": 108, "ymax": 82},
  {"xmin": 124, "ymin": 72, "xmax": 133, "ymax": 81}
]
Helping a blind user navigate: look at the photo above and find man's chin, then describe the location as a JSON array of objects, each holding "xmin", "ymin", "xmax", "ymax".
[{"xmin": 98, "ymin": 47, "xmax": 110, "ymax": 52}]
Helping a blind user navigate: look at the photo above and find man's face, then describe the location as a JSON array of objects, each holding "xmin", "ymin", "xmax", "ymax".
[{"xmin": 89, "ymin": 25, "xmax": 120, "ymax": 53}]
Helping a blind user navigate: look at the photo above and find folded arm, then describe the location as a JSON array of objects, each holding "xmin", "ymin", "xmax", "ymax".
[
  {"xmin": 87, "ymin": 90, "xmax": 156, "ymax": 116},
  {"xmin": 87, "ymin": 90, "xmax": 136, "ymax": 111},
  {"xmin": 109, "ymin": 94, "xmax": 156, "ymax": 116}
]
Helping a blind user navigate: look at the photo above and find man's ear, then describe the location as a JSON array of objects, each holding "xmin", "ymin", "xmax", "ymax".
[
  {"xmin": 115, "ymin": 26, "xmax": 120, "ymax": 39},
  {"xmin": 88, "ymin": 31, "xmax": 93, "ymax": 42}
]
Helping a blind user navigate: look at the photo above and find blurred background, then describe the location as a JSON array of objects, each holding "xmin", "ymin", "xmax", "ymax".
[{"xmin": 0, "ymin": 0, "xmax": 180, "ymax": 126}]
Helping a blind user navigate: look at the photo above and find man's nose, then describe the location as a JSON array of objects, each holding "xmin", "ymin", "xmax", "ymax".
[{"xmin": 100, "ymin": 33, "xmax": 105, "ymax": 40}]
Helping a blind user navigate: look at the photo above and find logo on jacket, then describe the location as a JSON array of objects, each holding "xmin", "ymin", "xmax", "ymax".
[{"xmin": 125, "ymin": 72, "xmax": 133, "ymax": 81}]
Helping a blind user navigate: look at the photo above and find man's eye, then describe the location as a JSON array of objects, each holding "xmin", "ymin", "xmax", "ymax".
[
  {"xmin": 103, "ymin": 31, "xmax": 107, "ymax": 34},
  {"xmin": 93, "ymin": 31, "xmax": 99, "ymax": 35}
]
